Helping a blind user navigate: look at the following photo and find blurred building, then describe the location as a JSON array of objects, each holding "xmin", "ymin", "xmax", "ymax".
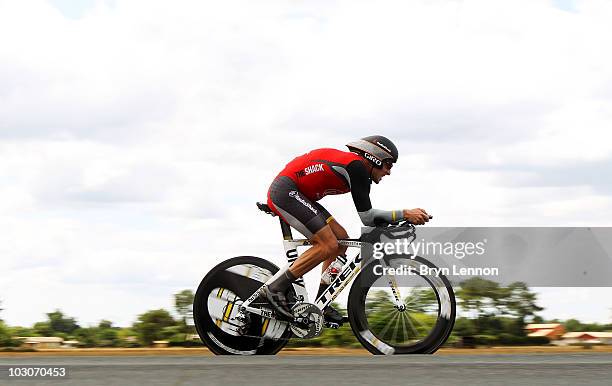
[
  {"xmin": 152, "ymin": 340, "xmax": 169, "ymax": 348},
  {"xmin": 558, "ymin": 332, "xmax": 612, "ymax": 345},
  {"xmin": 525, "ymin": 323, "xmax": 565, "ymax": 340},
  {"xmin": 62, "ymin": 340, "xmax": 80, "ymax": 348},
  {"xmin": 17, "ymin": 337, "xmax": 64, "ymax": 349}
]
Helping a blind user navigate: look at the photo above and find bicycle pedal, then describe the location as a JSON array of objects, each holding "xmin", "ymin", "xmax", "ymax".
[{"xmin": 324, "ymin": 321, "xmax": 342, "ymax": 329}]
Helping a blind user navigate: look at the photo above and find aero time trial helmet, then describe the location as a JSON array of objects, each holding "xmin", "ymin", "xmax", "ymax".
[{"xmin": 346, "ymin": 135, "xmax": 398, "ymax": 169}]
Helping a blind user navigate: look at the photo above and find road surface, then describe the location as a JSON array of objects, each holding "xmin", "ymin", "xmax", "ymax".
[{"xmin": 2, "ymin": 354, "xmax": 611, "ymax": 386}]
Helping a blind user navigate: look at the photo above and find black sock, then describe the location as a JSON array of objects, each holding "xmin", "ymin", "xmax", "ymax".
[
  {"xmin": 316, "ymin": 282, "xmax": 328, "ymax": 300},
  {"xmin": 268, "ymin": 269, "xmax": 296, "ymax": 293}
]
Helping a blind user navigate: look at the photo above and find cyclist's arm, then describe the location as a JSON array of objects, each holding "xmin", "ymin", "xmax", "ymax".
[{"xmin": 346, "ymin": 160, "xmax": 403, "ymax": 226}]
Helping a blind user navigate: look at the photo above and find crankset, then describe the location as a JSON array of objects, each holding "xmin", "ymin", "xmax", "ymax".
[
  {"xmin": 231, "ymin": 302, "xmax": 324, "ymax": 340},
  {"xmin": 290, "ymin": 302, "xmax": 324, "ymax": 338}
]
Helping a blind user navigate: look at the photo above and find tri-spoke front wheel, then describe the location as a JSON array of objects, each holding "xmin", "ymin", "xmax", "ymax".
[{"xmin": 348, "ymin": 255, "xmax": 456, "ymax": 354}]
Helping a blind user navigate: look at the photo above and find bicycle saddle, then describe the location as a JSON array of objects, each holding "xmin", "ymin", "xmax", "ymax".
[{"xmin": 256, "ymin": 202, "xmax": 277, "ymax": 216}]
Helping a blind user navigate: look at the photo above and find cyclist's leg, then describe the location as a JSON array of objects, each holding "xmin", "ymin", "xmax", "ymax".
[
  {"xmin": 289, "ymin": 225, "xmax": 337, "ymax": 277},
  {"xmin": 267, "ymin": 177, "xmax": 330, "ymax": 238},
  {"xmin": 268, "ymin": 179, "xmax": 346, "ymax": 323},
  {"xmin": 315, "ymin": 218, "xmax": 349, "ymax": 323},
  {"xmin": 316, "ymin": 217, "xmax": 348, "ymax": 295},
  {"xmin": 321, "ymin": 218, "xmax": 349, "ymax": 273},
  {"xmin": 265, "ymin": 177, "xmax": 339, "ymax": 316},
  {"xmin": 267, "ymin": 176, "xmax": 352, "ymax": 276},
  {"xmin": 263, "ymin": 226, "xmax": 337, "ymax": 318}
]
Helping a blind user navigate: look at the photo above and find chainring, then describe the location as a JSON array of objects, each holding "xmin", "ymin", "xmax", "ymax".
[{"xmin": 290, "ymin": 302, "xmax": 324, "ymax": 339}]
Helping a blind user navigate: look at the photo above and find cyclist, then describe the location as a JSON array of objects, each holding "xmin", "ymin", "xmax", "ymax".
[{"xmin": 264, "ymin": 135, "xmax": 430, "ymax": 323}]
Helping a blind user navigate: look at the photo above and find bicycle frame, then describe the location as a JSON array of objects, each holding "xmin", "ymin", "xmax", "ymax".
[
  {"xmin": 196, "ymin": 206, "xmax": 456, "ymax": 354},
  {"xmin": 239, "ymin": 217, "xmax": 405, "ymax": 320},
  {"xmin": 239, "ymin": 219, "xmax": 364, "ymax": 319}
]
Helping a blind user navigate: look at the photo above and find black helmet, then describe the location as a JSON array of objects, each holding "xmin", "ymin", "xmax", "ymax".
[{"xmin": 346, "ymin": 135, "xmax": 398, "ymax": 168}]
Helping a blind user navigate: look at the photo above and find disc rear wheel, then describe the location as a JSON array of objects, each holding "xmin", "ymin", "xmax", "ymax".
[{"xmin": 193, "ymin": 256, "xmax": 291, "ymax": 355}]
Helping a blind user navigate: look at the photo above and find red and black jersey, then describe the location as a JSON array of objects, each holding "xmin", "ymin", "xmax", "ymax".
[{"xmin": 274, "ymin": 148, "xmax": 373, "ymax": 212}]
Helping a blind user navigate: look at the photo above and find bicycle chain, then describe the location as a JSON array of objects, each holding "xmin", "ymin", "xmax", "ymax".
[
  {"xmin": 226, "ymin": 320, "xmax": 344, "ymax": 342},
  {"xmin": 227, "ymin": 301, "xmax": 342, "ymax": 342}
]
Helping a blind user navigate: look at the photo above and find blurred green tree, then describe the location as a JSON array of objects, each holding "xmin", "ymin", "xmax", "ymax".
[
  {"xmin": 47, "ymin": 310, "xmax": 80, "ymax": 334},
  {"xmin": 174, "ymin": 290, "xmax": 194, "ymax": 321},
  {"xmin": 73, "ymin": 327, "xmax": 99, "ymax": 347},
  {"xmin": 452, "ymin": 317, "xmax": 476, "ymax": 337},
  {"xmin": 456, "ymin": 278, "xmax": 503, "ymax": 319},
  {"xmin": 174, "ymin": 290, "xmax": 195, "ymax": 336},
  {"xmin": 498, "ymin": 282, "xmax": 543, "ymax": 321},
  {"xmin": 133, "ymin": 309, "xmax": 176, "ymax": 346},
  {"xmin": 8, "ymin": 326, "xmax": 36, "ymax": 337},
  {"xmin": 33, "ymin": 322, "xmax": 53, "ymax": 336},
  {"xmin": 96, "ymin": 320, "xmax": 120, "ymax": 347},
  {"xmin": 457, "ymin": 279, "xmax": 543, "ymax": 335},
  {"xmin": 0, "ymin": 321, "xmax": 12, "ymax": 347}
]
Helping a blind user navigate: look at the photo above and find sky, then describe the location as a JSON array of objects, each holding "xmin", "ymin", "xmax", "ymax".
[{"xmin": 1, "ymin": 0, "xmax": 611, "ymax": 327}]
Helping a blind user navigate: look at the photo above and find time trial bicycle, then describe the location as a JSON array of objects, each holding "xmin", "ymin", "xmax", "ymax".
[{"xmin": 193, "ymin": 202, "xmax": 456, "ymax": 355}]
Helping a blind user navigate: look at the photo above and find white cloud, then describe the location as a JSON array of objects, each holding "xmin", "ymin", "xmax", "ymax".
[{"xmin": 1, "ymin": 0, "xmax": 612, "ymax": 326}]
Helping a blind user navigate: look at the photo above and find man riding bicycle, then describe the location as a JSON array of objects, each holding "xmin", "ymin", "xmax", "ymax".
[{"xmin": 264, "ymin": 135, "xmax": 431, "ymax": 324}]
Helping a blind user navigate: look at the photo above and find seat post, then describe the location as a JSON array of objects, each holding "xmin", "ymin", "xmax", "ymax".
[{"xmin": 279, "ymin": 218, "xmax": 293, "ymax": 240}]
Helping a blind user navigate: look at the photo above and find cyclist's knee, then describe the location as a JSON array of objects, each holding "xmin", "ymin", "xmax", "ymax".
[
  {"xmin": 328, "ymin": 220, "xmax": 348, "ymax": 256},
  {"xmin": 335, "ymin": 232, "xmax": 348, "ymax": 256},
  {"xmin": 321, "ymin": 240, "xmax": 338, "ymax": 258},
  {"xmin": 312, "ymin": 226, "xmax": 339, "ymax": 259},
  {"xmin": 315, "ymin": 238, "xmax": 338, "ymax": 259}
]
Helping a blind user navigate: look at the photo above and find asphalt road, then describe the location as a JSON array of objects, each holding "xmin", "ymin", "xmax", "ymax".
[{"xmin": 1, "ymin": 354, "xmax": 611, "ymax": 386}]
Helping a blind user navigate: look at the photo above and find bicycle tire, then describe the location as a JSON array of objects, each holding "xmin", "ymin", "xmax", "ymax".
[
  {"xmin": 348, "ymin": 254, "xmax": 456, "ymax": 355},
  {"xmin": 193, "ymin": 256, "xmax": 292, "ymax": 355}
]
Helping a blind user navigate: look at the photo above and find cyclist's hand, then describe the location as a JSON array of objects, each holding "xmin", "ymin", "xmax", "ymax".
[{"xmin": 402, "ymin": 208, "xmax": 431, "ymax": 225}]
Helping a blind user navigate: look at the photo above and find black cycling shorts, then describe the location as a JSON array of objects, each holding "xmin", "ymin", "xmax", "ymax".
[{"xmin": 267, "ymin": 176, "xmax": 333, "ymax": 238}]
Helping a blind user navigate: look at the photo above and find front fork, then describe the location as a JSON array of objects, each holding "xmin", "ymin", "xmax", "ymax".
[{"xmin": 380, "ymin": 257, "xmax": 406, "ymax": 311}]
